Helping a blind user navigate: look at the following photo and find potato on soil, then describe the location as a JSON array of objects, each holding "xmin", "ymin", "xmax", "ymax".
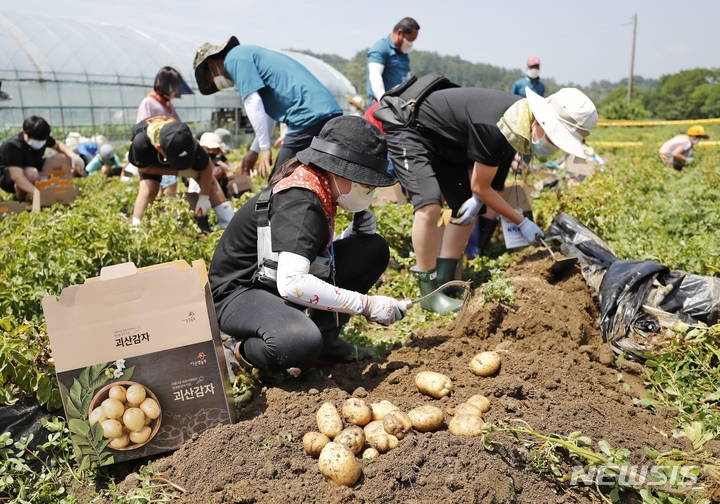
[
  {"xmin": 334, "ymin": 426, "xmax": 365, "ymax": 455},
  {"xmin": 303, "ymin": 432, "xmax": 330, "ymax": 457},
  {"xmin": 415, "ymin": 371, "xmax": 454, "ymax": 399},
  {"xmin": 364, "ymin": 421, "xmax": 393, "ymax": 453},
  {"xmin": 467, "ymin": 395, "xmax": 491, "ymax": 413},
  {"xmin": 383, "ymin": 410, "xmax": 412, "ymax": 439},
  {"xmin": 362, "ymin": 447, "xmax": 379, "ymax": 460},
  {"xmin": 453, "ymin": 403, "xmax": 482, "ymax": 417},
  {"xmin": 449, "ymin": 414, "xmax": 485, "ymax": 436},
  {"xmin": 407, "ymin": 405, "xmax": 444, "ymax": 432},
  {"xmin": 341, "ymin": 398, "xmax": 372, "ymax": 426},
  {"xmin": 316, "ymin": 402, "xmax": 343, "ymax": 439},
  {"xmin": 318, "ymin": 442, "xmax": 362, "ymax": 486},
  {"xmin": 370, "ymin": 400, "xmax": 398, "ymax": 421},
  {"xmin": 469, "ymin": 351, "xmax": 501, "ymax": 377}
]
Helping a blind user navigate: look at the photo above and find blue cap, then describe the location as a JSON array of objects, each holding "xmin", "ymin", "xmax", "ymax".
[{"xmin": 77, "ymin": 141, "xmax": 98, "ymax": 157}]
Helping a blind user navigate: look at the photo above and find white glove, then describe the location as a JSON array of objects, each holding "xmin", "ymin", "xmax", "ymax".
[
  {"xmin": 518, "ymin": 218, "xmax": 544, "ymax": 243},
  {"xmin": 360, "ymin": 295, "xmax": 407, "ymax": 326},
  {"xmin": 352, "ymin": 210, "xmax": 376, "ymax": 235},
  {"xmin": 195, "ymin": 194, "xmax": 212, "ymax": 217},
  {"xmin": 685, "ymin": 157, "xmax": 694, "ymax": 164},
  {"xmin": 450, "ymin": 195, "xmax": 483, "ymax": 226}
]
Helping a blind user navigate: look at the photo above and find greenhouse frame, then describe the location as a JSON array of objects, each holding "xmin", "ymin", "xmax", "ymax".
[{"xmin": 0, "ymin": 11, "xmax": 358, "ymax": 142}]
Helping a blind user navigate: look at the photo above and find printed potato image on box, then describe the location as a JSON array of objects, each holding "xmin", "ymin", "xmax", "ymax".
[{"xmin": 42, "ymin": 260, "xmax": 233, "ymax": 468}]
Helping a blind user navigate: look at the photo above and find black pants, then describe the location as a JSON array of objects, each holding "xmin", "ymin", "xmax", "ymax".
[
  {"xmin": 217, "ymin": 233, "xmax": 390, "ymax": 372},
  {"xmin": 273, "ymin": 114, "xmax": 341, "ymax": 173}
]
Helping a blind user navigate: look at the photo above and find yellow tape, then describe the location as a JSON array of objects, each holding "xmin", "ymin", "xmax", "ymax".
[
  {"xmin": 588, "ymin": 141, "xmax": 719, "ymax": 148},
  {"xmin": 597, "ymin": 118, "xmax": 720, "ymax": 127}
]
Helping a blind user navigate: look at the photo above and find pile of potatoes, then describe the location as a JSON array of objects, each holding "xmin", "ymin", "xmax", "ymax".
[
  {"xmin": 304, "ymin": 398, "xmax": 445, "ymax": 486},
  {"xmin": 88, "ymin": 383, "xmax": 161, "ymax": 449}
]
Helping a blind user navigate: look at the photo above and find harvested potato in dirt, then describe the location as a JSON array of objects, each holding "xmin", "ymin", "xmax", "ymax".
[
  {"xmin": 453, "ymin": 403, "xmax": 482, "ymax": 417},
  {"xmin": 407, "ymin": 405, "xmax": 444, "ymax": 432},
  {"xmin": 316, "ymin": 402, "xmax": 343, "ymax": 439},
  {"xmin": 362, "ymin": 447, "xmax": 379, "ymax": 460},
  {"xmin": 467, "ymin": 395, "xmax": 491, "ymax": 413},
  {"xmin": 383, "ymin": 410, "xmax": 412, "ymax": 439},
  {"xmin": 469, "ymin": 351, "xmax": 501, "ymax": 377},
  {"xmin": 318, "ymin": 442, "xmax": 362, "ymax": 487},
  {"xmin": 387, "ymin": 434, "xmax": 399, "ymax": 449},
  {"xmin": 334, "ymin": 426, "xmax": 365, "ymax": 455},
  {"xmin": 364, "ymin": 421, "xmax": 393, "ymax": 453},
  {"xmin": 303, "ymin": 432, "xmax": 331, "ymax": 457},
  {"xmin": 341, "ymin": 398, "xmax": 372, "ymax": 426},
  {"xmin": 370, "ymin": 400, "xmax": 398, "ymax": 421},
  {"xmin": 448, "ymin": 413, "xmax": 485, "ymax": 436},
  {"xmin": 415, "ymin": 371, "xmax": 454, "ymax": 399}
]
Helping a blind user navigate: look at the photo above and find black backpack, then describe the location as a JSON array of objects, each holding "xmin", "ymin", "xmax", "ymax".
[{"xmin": 373, "ymin": 72, "xmax": 459, "ymax": 131}]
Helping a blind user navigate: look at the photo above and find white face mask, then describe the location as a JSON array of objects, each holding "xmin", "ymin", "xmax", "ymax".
[
  {"xmin": 334, "ymin": 179, "xmax": 375, "ymax": 212},
  {"xmin": 27, "ymin": 138, "xmax": 46, "ymax": 150},
  {"xmin": 531, "ymin": 135, "xmax": 558, "ymax": 157},
  {"xmin": 400, "ymin": 38, "xmax": 414, "ymax": 53},
  {"xmin": 213, "ymin": 75, "xmax": 234, "ymax": 90},
  {"xmin": 526, "ymin": 68, "xmax": 540, "ymax": 79}
]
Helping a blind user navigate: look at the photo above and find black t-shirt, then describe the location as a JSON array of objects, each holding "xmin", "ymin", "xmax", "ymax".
[
  {"xmin": 128, "ymin": 120, "xmax": 209, "ymax": 171},
  {"xmin": 0, "ymin": 133, "xmax": 55, "ymax": 171},
  {"xmin": 209, "ymin": 186, "xmax": 330, "ymax": 317},
  {"xmin": 417, "ymin": 87, "xmax": 521, "ymax": 167}
]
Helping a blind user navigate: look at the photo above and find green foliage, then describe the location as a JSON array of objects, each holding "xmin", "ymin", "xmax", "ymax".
[
  {"xmin": 0, "ymin": 417, "xmax": 79, "ymax": 504},
  {"xmin": 598, "ymin": 87, "xmax": 652, "ymax": 120},
  {"xmin": 640, "ymin": 323, "xmax": 720, "ymax": 443},
  {"xmin": 532, "ymin": 143, "xmax": 720, "ymax": 276},
  {"xmin": 0, "ymin": 318, "xmax": 62, "ymax": 410},
  {"xmin": 92, "ymin": 463, "xmax": 184, "ymax": 503},
  {"xmin": 647, "ymin": 69, "xmax": 720, "ymax": 120}
]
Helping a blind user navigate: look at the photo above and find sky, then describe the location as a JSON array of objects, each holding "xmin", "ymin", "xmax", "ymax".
[{"xmin": 13, "ymin": 0, "xmax": 720, "ymax": 87}]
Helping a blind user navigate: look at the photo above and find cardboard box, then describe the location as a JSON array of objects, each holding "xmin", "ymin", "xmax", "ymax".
[
  {"xmin": 227, "ymin": 171, "xmax": 252, "ymax": 196},
  {"xmin": 32, "ymin": 178, "xmax": 79, "ymax": 211},
  {"xmin": 0, "ymin": 201, "xmax": 29, "ymax": 220},
  {"xmin": 564, "ymin": 156, "xmax": 596, "ymax": 181},
  {"xmin": 372, "ymin": 182, "xmax": 408, "ymax": 205},
  {"xmin": 42, "ymin": 260, "xmax": 234, "ymax": 468},
  {"xmin": 38, "ymin": 165, "xmax": 73, "ymax": 181},
  {"xmin": 499, "ymin": 181, "xmax": 533, "ymax": 221}
]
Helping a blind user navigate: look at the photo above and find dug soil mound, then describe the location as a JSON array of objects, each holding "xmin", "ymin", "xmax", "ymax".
[{"xmin": 124, "ymin": 249, "xmax": 688, "ymax": 503}]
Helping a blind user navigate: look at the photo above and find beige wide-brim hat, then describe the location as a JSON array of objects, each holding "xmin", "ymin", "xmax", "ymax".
[{"xmin": 526, "ymin": 87, "xmax": 598, "ymax": 159}]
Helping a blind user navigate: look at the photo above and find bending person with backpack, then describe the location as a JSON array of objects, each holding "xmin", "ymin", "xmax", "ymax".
[
  {"xmin": 209, "ymin": 116, "xmax": 406, "ymax": 377},
  {"xmin": 380, "ymin": 85, "xmax": 598, "ymax": 313}
]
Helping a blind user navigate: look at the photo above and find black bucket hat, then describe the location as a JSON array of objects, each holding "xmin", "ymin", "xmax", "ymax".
[
  {"xmin": 193, "ymin": 36, "xmax": 240, "ymax": 95},
  {"xmin": 159, "ymin": 122, "xmax": 197, "ymax": 170},
  {"xmin": 296, "ymin": 115, "xmax": 395, "ymax": 187}
]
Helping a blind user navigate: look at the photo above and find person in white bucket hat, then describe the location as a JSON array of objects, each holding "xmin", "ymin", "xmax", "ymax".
[{"xmin": 378, "ymin": 85, "xmax": 597, "ymax": 314}]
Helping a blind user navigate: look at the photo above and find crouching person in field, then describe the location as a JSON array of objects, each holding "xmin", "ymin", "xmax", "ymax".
[
  {"xmin": 209, "ymin": 116, "xmax": 407, "ymax": 378},
  {"xmin": 0, "ymin": 116, "xmax": 83, "ymax": 201},
  {"xmin": 127, "ymin": 116, "xmax": 234, "ymax": 228}
]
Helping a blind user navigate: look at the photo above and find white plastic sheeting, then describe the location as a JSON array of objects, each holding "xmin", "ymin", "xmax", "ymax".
[{"xmin": 0, "ymin": 11, "xmax": 357, "ymax": 133}]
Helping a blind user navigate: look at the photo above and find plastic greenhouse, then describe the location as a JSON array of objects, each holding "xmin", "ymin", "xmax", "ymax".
[{"xmin": 0, "ymin": 11, "xmax": 358, "ymax": 141}]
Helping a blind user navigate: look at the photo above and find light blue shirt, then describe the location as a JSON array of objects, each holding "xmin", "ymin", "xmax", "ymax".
[
  {"xmin": 224, "ymin": 45, "xmax": 341, "ymax": 133},
  {"xmin": 85, "ymin": 154, "xmax": 121, "ymax": 174},
  {"xmin": 366, "ymin": 36, "xmax": 411, "ymax": 99}
]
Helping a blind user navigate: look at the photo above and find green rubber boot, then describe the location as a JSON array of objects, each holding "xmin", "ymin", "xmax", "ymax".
[
  {"xmin": 411, "ymin": 266, "xmax": 464, "ymax": 314},
  {"xmin": 436, "ymin": 257, "xmax": 466, "ymax": 298}
]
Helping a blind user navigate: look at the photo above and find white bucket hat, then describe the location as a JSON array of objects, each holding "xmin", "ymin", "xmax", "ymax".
[
  {"xmin": 199, "ymin": 132, "xmax": 223, "ymax": 149},
  {"xmin": 526, "ymin": 87, "xmax": 598, "ymax": 159}
]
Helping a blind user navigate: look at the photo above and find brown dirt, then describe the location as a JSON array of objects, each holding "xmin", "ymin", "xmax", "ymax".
[{"xmin": 102, "ymin": 249, "xmax": 690, "ymax": 503}]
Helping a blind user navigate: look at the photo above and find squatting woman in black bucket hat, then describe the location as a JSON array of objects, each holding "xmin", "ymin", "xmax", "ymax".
[{"xmin": 209, "ymin": 115, "xmax": 406, "ymax": 377}]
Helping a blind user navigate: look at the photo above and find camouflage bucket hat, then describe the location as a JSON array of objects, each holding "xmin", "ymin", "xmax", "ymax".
[{"xmin": 193, "ymin": 36, "xmax": 240, "ymax": 95}]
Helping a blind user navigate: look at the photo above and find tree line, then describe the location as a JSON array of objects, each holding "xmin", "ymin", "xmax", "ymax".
[{"xmin": 291, "ymin": 49, "xmax": 719, "ymax": 121}]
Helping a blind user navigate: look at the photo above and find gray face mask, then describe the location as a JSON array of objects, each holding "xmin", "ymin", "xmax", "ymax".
[
  {"xmin": 530, "ymin": 135, "xmax": 558, "ymax": 157},
  {"xmin": 26, "ymin": 138, "xmax": 46, "ymax": 150}
]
